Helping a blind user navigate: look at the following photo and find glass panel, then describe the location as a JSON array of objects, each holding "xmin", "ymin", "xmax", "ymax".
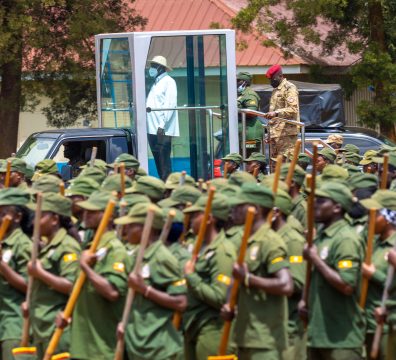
[
  {"xmin": 99, "ymin": 38, "xmax": 134, "ymax": 130},
  {"xmin": 145, "ymin": 35, "xmax": 229, "ymax": 180},
  {"xmin": 16, "ymin": 136, "xmax": 55, "ymax": 167}
]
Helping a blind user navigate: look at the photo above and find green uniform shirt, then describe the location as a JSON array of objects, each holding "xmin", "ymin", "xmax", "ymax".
[
  {"xmin": 168, "ymin": 242, "xmax": 191, "ymax": 271},
  {"xmin": 0, "ymin": 228, "xmax": 31, "ymax": 341},
  {"xmin": 366, "ymin": 234, "xmax": 396, "ymax": 333},
  {"xmin": 70, "ymin": 231, "xmax": 128, "ymax": 360},
  {"xmin": 291, "ymin": 194, "xmax": 307, "ymax": 229},
  {"xmin": 125, "ymin": 240, "xmax": 186, "ymax": 359},
  {"xmin": 184, "ymin": 231, "xmax": 236, "ymax": 338},
  {"xmin": 237, "ymin": 87, "xmax": 262, "ymax": 142},
  {"xmin": 278, "ymin": 222, "xmax": 306, "ymax": 336},
  {"xmin": 30, "ymin": 228, "xmax": 81, "ymax": 340},
  {"xmin": 308, "ymin": 219, "xmax": 365, "ymax": 348},
  {"xmin": 225, "ymin": 224, "xmax": 244, "ymax": 251},
  {"xmin": 234, "ymin": 223, "xmax": 289, "ymax": 352}
]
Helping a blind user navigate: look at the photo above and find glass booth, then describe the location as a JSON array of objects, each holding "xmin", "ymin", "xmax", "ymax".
[{"xmin": 95, "ymin": 30, "xmax": 238, "ymax": 180}]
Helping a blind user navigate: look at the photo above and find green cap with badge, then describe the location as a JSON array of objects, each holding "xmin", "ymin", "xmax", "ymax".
[
  {"xmin": 348, "ymin": 173, "xmax": 378, "ymax": 191},
  {"xmin": 275, "ymin": 189, "xmax": 293, "ymax": 215},
  {"xmin": 78, "ymin": 167, "xmax": 107, "ymax": 185},
  {"xmin": 0, "ymin": 157, "xmax": 27, "ymax": 174},
  {"xmin": 77, "ymin": 190, "xmax": 117, "ymax": 211},
  {"xmin": 314, "ymin": 181, "xmax": 355, "ymax": 211},
  {"xmin": 125, "ymin": 176, "xmax": 165, "ymax": 201},
  {"xmin": 229, "ymin": 182, "xmax": 274, "ymax": 209},
  {"xmin": 114, "ymin": 203, "xmax": 164, "ymax": 230},
  {"xmin": 34, "ymin": 159, "xmax": 58, "ymax": 175},
  {"xmin": 360, "ymin": 150, "xmax": 378, "ymax": 165},
  {"xmin": 244, "ymin": 152, "xmax": 267, "ymax": 163},
  {"xmin": 158, "ymin": 185, "xmax": 201, "ymax": 208},
  {"xmin": 109, "ymin": 153, "xmax": 140, "ymax": 170},
  {"xmin": 280, "ymin": 164, "xmax": 305, "ymax": 186},
  {"xmin": 221, "ymin": 153, "xmax": 243, "ymax": 165},
  {"xmin": 219, "ymin": 184, "xmax": 240, "ymax": 198},
  {"xmin": 342, "ymin": 163, "xmax": 361, "ymax": 175},
  {"xmin": 66, "ymin": 177, "xmax": 100, "ymax": 197},
  {"xmin": 237, "ymin": 72, "xmax": 252, "ymax": 82},
  {"xmin": 183, "ymin": 193, "xmax": 230, "ymax": 221},
  {"xmin": 209, "ymin": 178, "xmax": 228, "ymax": 191},
  {"xmin": 29, "ymin": 192, "xmax": 72, "ymax": 217},
  {"xmin": 361, "ymin": 190, "xmax": 396, "ymax": 211},
  {"xmin": 318, "ymin": 148, "xmax": 337, "ymax": 162},
  {"xmin": 344, "ymin": 152, "xmax": 362, "ymax": 165},
  {"xmin": 79, "ymin": 159, "xmax": 108, "ymax": 171},
  {"xmin": 228, "ymin": 171, "xmax": 257, "ymax": 187},
  {"xmin": 30, "ymin": 174, "xmax": 63, "ymax": 194},
  {"xmin": 261, "ymin": 175, "xmax": 289, "ymax": 192},
  {"xmin": 321, "ymin": 165, "xmax": 349, "ymax": 182},
  {"xmin": 122, "ymin": 193, "xmax": 151, "ymax": 209},
  {"xmin": 0, "ymin": 188, "xmax": 31, "ymax": 207},
  {"xmin": 164, "ymin": 172, "xmax": 196, "ymax": 190},
  {"xmin": 100, "ymin": 174, "xmax": 133, "ymax": 193},
  {"xmin": 339, "ymin": 144, "xmax": 360, "ymax": 154}
]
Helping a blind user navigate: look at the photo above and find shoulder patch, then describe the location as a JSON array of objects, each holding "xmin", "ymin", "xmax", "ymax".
[
  {"xmin": 289, "ymin": 255, "xmax": 303, "ymax": 264},
  {"xmin": 112, "ymin": 262, "xmax": 125, "ymax": 272},
  {"xmin": 217, "ymin": 274, "xmax": 231, "ymax": 286},
  {"xmin": 63, "ymin": 253, "xmax": 78, "ymax": 263},
  {"xmin": 248, "ymin": 100, "xmax": 257, "ymax": 105},
  {"xmin": 271, "ymin": 256, "xmax": 284, "ymax": 265},
  {"xmin": 172, "ymin": 279, "xmax": 186, "ymax": 287},
  {"xmin": 338, "ymin": 260, "xmax": 353, "ymax": 269}
]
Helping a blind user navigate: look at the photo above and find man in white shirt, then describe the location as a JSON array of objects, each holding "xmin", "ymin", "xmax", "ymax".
[{"xmin": 146, "ymin": 55, "xmax": 179, "ymax": 180}]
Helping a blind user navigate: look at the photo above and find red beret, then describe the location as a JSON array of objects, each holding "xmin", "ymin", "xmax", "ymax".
[{"xmin": 266, "ymin": 64, "xmax": 282, "ymax": 79}]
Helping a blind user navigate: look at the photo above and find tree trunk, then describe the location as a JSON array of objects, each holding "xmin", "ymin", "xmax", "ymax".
[{"xmin": 0, "ymin": 49, "xmax": 23, "ymax": 158}]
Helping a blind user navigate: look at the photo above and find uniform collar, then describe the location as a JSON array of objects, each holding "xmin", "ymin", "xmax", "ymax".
[
  {"xmin": 155, "ymin": 72, "xmax": 167, "ymax": 84},
  {"xmin": 322, "ymin": 218, "xmax": 348, "ymax": 238},
  {"xmin": 98, "ymin": 230, "xmax": 117, "ymax": 248},
  {"xmin": 380, "ymin": 232, "xmax": 396, "ymax": 247},
  {"xmin": 143, "ymin": 239, "xmax": 162, "ymax": 261},
  {"xmin": 277, "ymin": 78, "xmax": 287, "ymax": 90},
  {"xmin": 42, "ymin": 228, "xmax": 67, "ymax": 251},
  {"xmin": 4, "ymin": 228, "xmax": 25, "ymax": 246},
  {"xmin": 226, "ymin": 225, "xmax": 243, "ymax": 236}
]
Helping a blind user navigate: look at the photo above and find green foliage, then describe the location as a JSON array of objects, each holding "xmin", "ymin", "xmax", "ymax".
[{"xmin": 0, "ymin": 0, "xmax": 147, "ymax": 128}]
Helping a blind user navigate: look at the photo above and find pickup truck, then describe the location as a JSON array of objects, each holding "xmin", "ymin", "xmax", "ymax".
[{"xmin": 16, "ymin": 128, "xmax": 136, "ymax": 180}]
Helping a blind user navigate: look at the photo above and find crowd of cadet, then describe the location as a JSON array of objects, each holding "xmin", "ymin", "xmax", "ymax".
[{"xmin": 1, "ymin": 135, "xmax": 396, "ymax": 360}]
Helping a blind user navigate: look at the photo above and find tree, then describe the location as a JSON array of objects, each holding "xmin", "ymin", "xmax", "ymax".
[
  {"xmin": 0, "ymin": 0, "xmax": 146, "ymax": 158},
  {"xmin": 232, "ymin": 0, "xmax": 396, "ymax": 140}
]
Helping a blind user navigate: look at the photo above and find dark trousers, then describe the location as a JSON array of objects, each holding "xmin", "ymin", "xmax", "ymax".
[{"xmin": 148, "ymin": 134, "xmax": 172, "ymax": 180}]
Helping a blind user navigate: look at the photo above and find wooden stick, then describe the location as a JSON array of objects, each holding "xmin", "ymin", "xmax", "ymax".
[
  {"xmin": 198, "ymin": 179, "xmax": 204, "ymax": 192},
  {"xmin": 252, "ymin": 166, "xmax": 259, "ymax": 179},
  {"xmin": 120, "ymin": 163, "xmax": 126, "ymax": 198},
  {"xmin": 160, "ymin": 210, "xmax": 176, "ymax": 243},
  {"xmin": 267, "ymin": 154, "xmax": 283, "ymax": 223},
  {"xmin": 179, "ymin": 171, "xmax": 186, "ymax": 186},
  {"xmin": 223, "ymin": 162, "xmax": 228, "ymax": 179},
  {"xmin": 302, "ymin": 143, "xmax": 318, "ymax": 309},
  {"xmin": 116, "ymin": 201, "xmax": 128, "ymax": 240},
  {"xmin": 381, "ymin": 154, "xmax": 389, "ymax": 190},
  {"xmin": 44, "ymin": 200, "xmax": 116, "ymax": 360},
  {"xmin": 4, "ymin": 160, "xmax": 11, "ymax": 188},
  {"xmin": 90, "ymin": 147, "xmax": 98, "ymax": 168},
  {"xmin": 218, "ymin": 207, "xmax": 256, "ymax": 356},
  {"xmin": 114, "ymin": 164, "xmax": 119, "ymax": 174},
  {"xmin": 359, "ymin": 208, "xmax": 376, "ymax": 308},
  {"xmin": 285, "ymin": 140, "xmax": 302, "ymax": 187},
  {"xmin": 113, "ymin": 206, "xmax": 156, "ymax": 360},
  {"xmin": 21, "ymin": 193, "xmax": 43, "ymax": 347},
  {"xmin": 59, "ymin": 182, "xmax": 65, "ymax": 196},
  {"xmin": 179, "ymin": 202, "xmax": 192, "ymax": 245}
]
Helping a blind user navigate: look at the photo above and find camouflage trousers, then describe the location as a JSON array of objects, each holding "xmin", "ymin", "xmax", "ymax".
[{"xmin": 269, "ymin": 135, "xmax": 298, "ymax": 159}]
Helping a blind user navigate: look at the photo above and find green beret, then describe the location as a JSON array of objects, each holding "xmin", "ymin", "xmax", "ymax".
[
  {"xmin": 342, "ymin": 163, "xmax": 361, "ymax": 176},
  {"xmin": 184, "ymin": 193, "xmax": 230, "ymax": 221},
  {"xmin": 280, "ymin": 164, "xmax": 306, "ymax": 186},
  {"xmin": 78, "ymin": 167, "xmax": 107, "ymax": 185},
  {"xmin": 275, "ymin": 189, "xmax": 293, "ymax": 215},
  {"xmin": 229, "ymin": 182, "xmax": 274, "ymax": 209},
  {"xmin": 244, "ymin": 152, "xmax": 266, "ymax": 163},
  {"xmin": 344, "ymin": 152, "xmax": 362, "ymax": 165},
  {"xmin": 219, "ymin": 184, "xmax": 240, "ymax": 198},
  {"xmin": 261, "ymin": 175, "xmax": 289, "ymax": 192},
  {"xmin": 109, "ymin": 153, "xmax": 140, "ymax": 170},
  {"xmin": 66, "ymin": 177, "xmax": 100, "ymax": 197},
  {"xmin": 361, "ymin": 190, "xmax": 396, "ymax": 211},
  {"xmin": 340, "ymin": 144, "xmax": 360, "ymax": 154},
  {"xmin": 158, "ymin": 185, "xmax": 201, "ymax": 208},
  {"xmin": 114, "ymin": 203, "xmax": 164, "ymax": 230},
  {"xmin": 221, "ymin": 153, "xmax": 243, "ymax": 165},
  {"xmin": 318, "ymin": 148, "xmax": 337, "ymax": 162},
  {"xmin": 125, "ymin": 176, "xmax": 165, "ymax": 201},
  {"xmin": 29, "ymin": 193, "xmax": 71, "ymax": 217},
  {"xmin": 100, "ymin": 174, "xmax": 133, "ymax": 193},
  {"xmin": 122, "ymin": 194, "xmax": 151, "ymax": 209},
  {"xmin": 209, "ymin": 178, "xmax": 228, "ymax": 191},
  {"xmin": 0, "ymin": 157, "xmax": 27, "ymax": 175},
  {"xmin": 298, "ymin": 153, "xmax": 311, "ymax": 165},
  {"xmin": 228, "ymin": 171, "xmax": 257, "ymax": 187},
  {"xmin": 321, "ymin": 165, "xmax": 349, "ymax": 182},
  {"xmin": 360, "ymin": 150, "xmax": 378, "ymax": 165},
  {"xmin": 30, "ymin": 174, "xmax": 63, "ymax": 194},
  {"xmin": 164, "ymin": 172, "xmax": 195, "ymax": 190},
  {"xmin": 35, "ymin": 159, "xmax": 58, "ymax": 174},
  {"xmin": 237, "ymin": 71, "xmax": 252, "ymax": 82},
  {"xmin": 77, "ymin": 190, "xmax": 117, "ymax": 211},
  {"xmin": 0, "ymin": 188, "xmax": 31, "ymax": 207},
  {"xmin": 315, "ymin": 182, "xmax": 354, "ymax": 211},
  {"xmin": 348, "ymin": 173, "xmax": 378, "ymax": 191},
  {"xmin": 79, "ymin": 159, "xmax": 108, "ymax": 171}
]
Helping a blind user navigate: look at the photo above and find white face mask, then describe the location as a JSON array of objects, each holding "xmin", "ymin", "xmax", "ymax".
[
  {"xmin": 237, "ymin": 82, "xmax": 246, "ymax": 94},
  {"xmin": 149, "ymin": 67, "xmax": 158, "ymax": 78}
]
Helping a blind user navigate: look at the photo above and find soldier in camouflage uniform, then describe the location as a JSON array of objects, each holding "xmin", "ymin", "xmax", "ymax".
[
  {"xmin": 264, "ymin": 65, "xmax": 300, "ymax": 158},
  {"xmin": 237, "ymin": 72, "xmax": 262, "ymax": 157}
]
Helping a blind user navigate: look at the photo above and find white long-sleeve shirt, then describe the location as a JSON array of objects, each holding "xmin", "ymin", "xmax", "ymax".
[{"xmin": 146, "ymin": 72, "xmax": 179, "ymax": 136}]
